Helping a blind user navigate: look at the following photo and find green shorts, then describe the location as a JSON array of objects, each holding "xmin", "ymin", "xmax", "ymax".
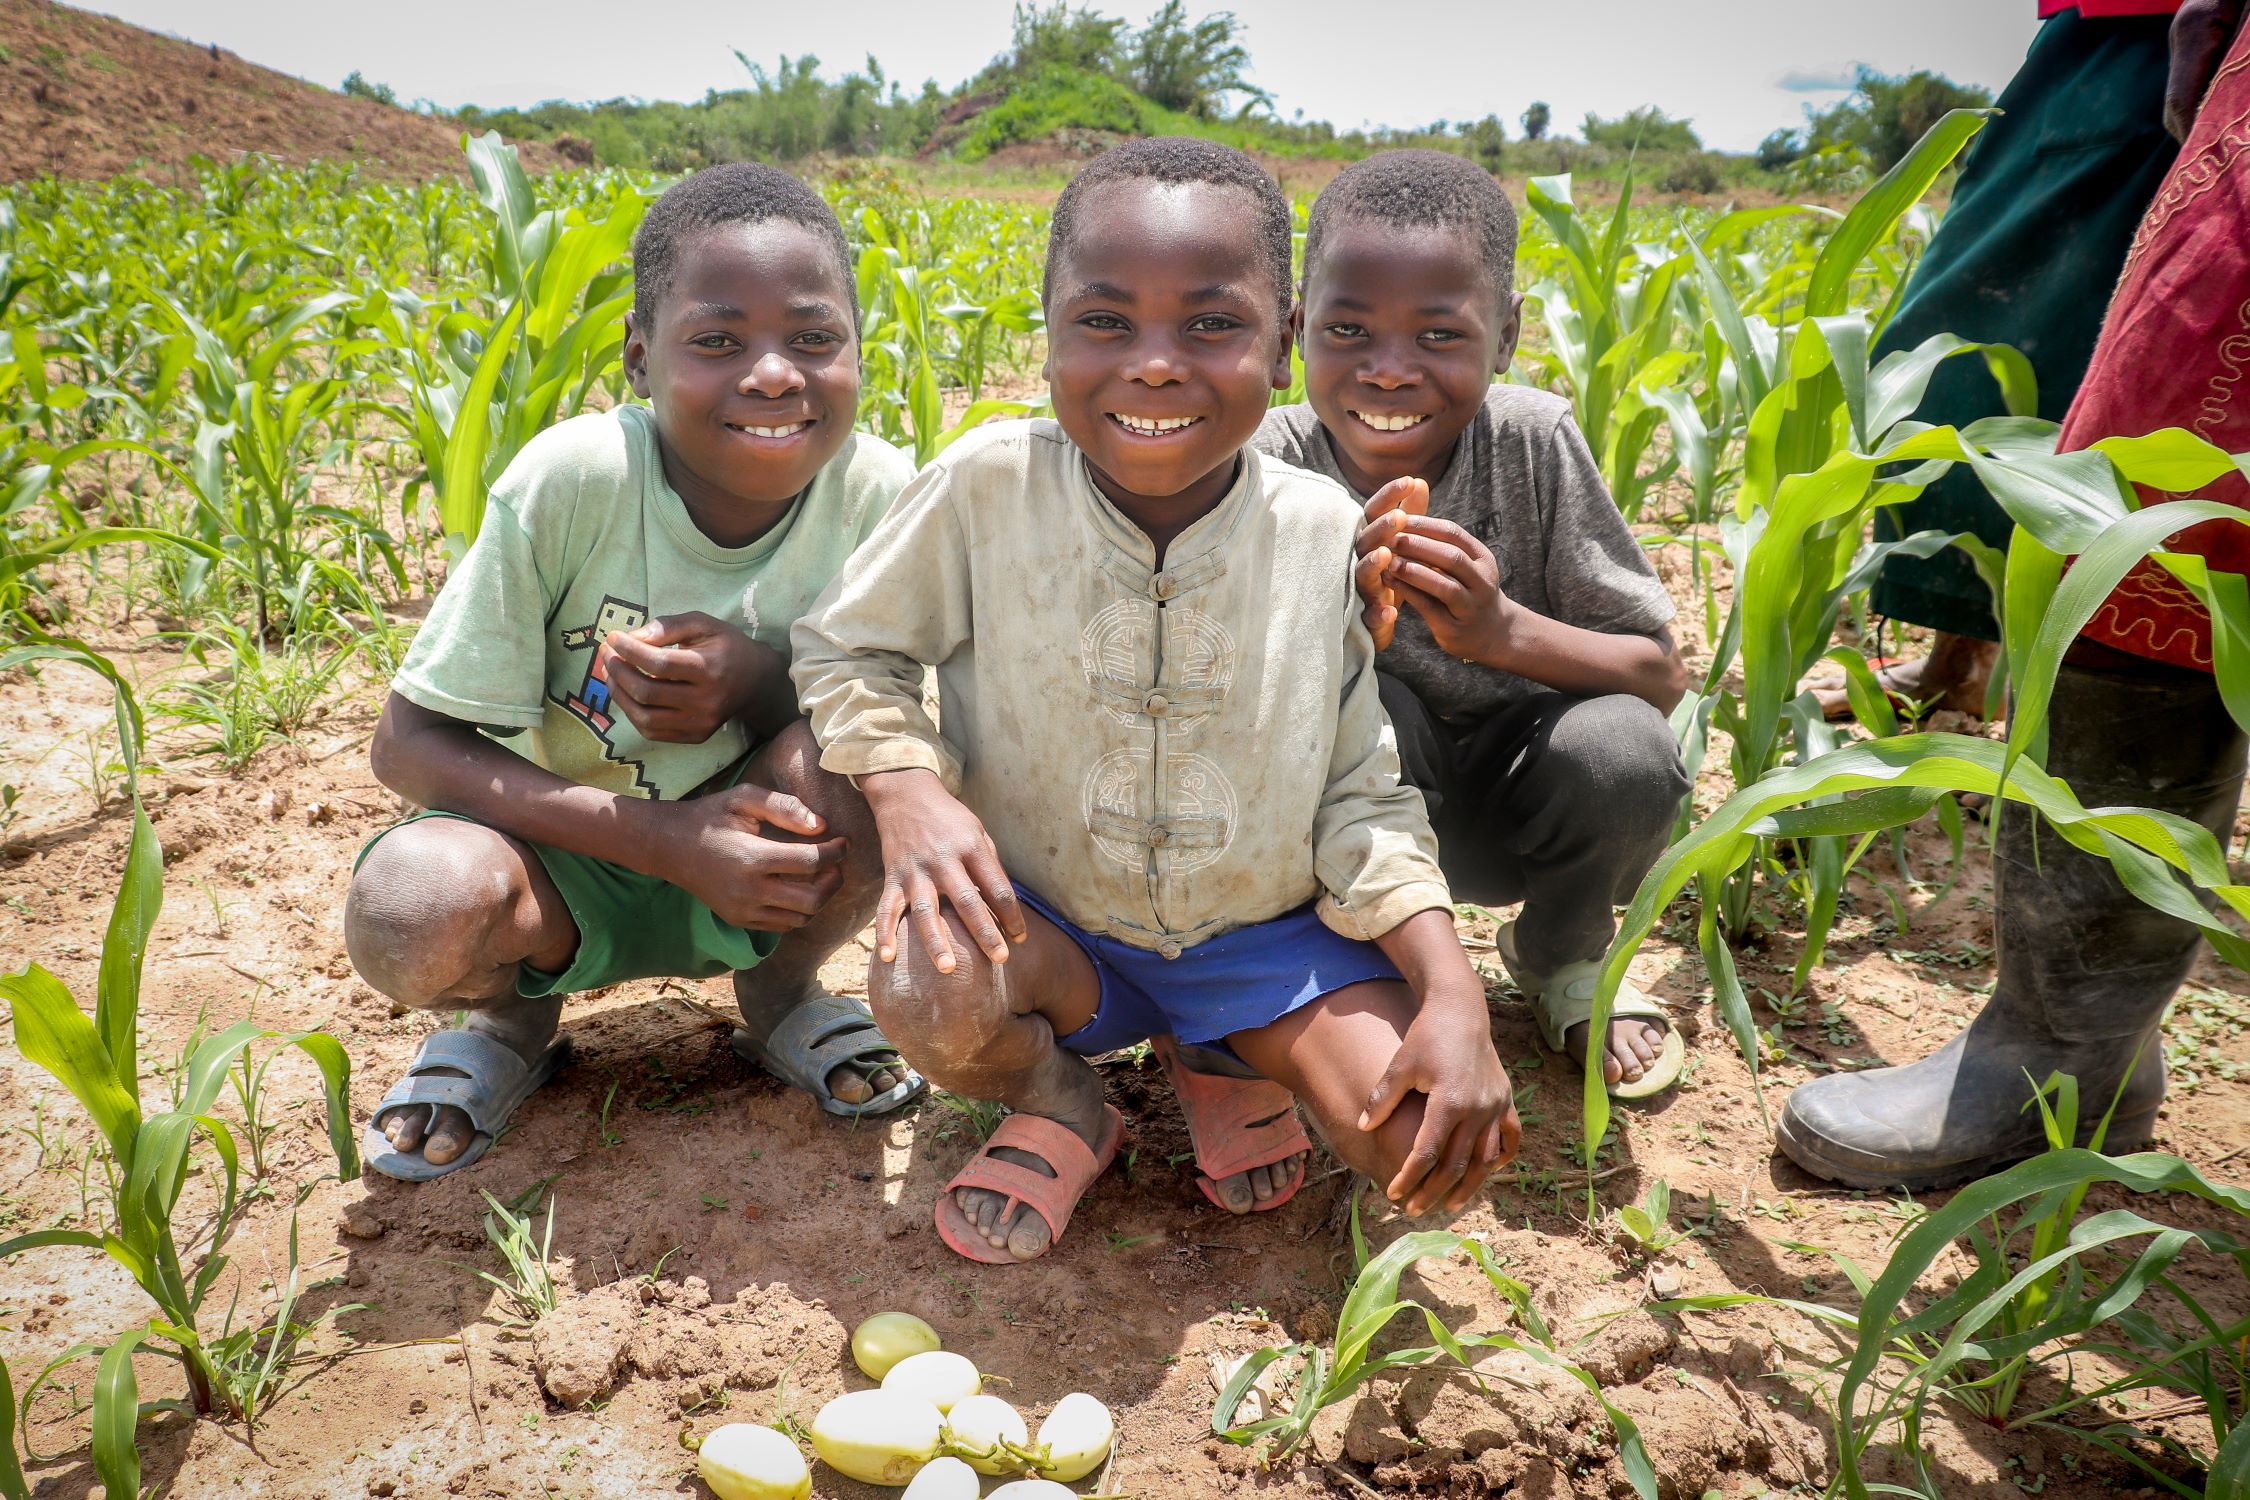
[{"xmin": 352, "ymin": 803, "xmax": 780, "ymax": 1000}]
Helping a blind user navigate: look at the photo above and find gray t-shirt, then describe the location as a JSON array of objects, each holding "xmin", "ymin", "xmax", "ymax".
[{"xmin": 1255, "ymin": 385, "xmax": 1674, "ymax": 722}]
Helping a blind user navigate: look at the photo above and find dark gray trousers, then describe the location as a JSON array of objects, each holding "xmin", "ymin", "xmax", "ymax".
[{"xmin": 1378, "ymin": 675, "xmax": 1691, "ymax": 975}]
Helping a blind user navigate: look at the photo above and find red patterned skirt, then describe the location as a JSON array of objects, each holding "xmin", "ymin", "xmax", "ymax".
[{"xmin": 2062, "ymin": 22, "xmax": 2250, "ymax": 668}]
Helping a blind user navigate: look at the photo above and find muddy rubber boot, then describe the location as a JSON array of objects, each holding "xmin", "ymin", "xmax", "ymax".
[{"xmin": 1776, "ymin": 661, "xmax": 2247, "ymax": 1191}]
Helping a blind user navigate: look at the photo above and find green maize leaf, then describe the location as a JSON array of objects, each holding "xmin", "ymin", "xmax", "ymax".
[
  {"xmin": 95, "ymin": 795, "xmax": 160, "ymax": 1104},
  {"xmin": 177, "ymin": 1021, "xmax": 357, "ymax": 1181},
  {"xmin": 465, "ymin": 132, "xmax": 537, "ymax": 302},
  {"xmin": 2001, "ymin": 498, "xmax": 2250, "ymax": 792},
  {"xmin": 90, "ymin": 1329, "xmax": 143, "ymax": 1500},
  {"xmin": 1865, "ymin": 334, "xmax": 2034, "ymax": 440},
  {"xmin": 1753, "ymin": 785, "xmax": 1948, "ymax": 839},
  {"xmin": 1695, "ymin": 884, "xmax": 1761, "ymax": 1119},
  {"xmin": 2153, "ymin": 556, "xmax": 2250, "ymax": 735},
  {"xmin": 0, "ymin": 639, "xmax": 144, "ymax": 754},
  {"xmin": 438, "ymin": 301, "xmax": 525, "ymax": 546},
  {"xmin": 1806, "ymin": 109, "xmax": 1989, "ymax": 320},
  {"xmin": 1682, "ymin": 225, "xmax": 1772, "ymax": 416},
  {"xmin": 0, "ymin": 966, "xmax": 138, "ymax": 1162},
  {"xmin": 2091, "ymin": 428, "xmax": 2250, "ymax": 493},
  {"xmin": 1832, "ymin": 1150, "xmax": 2250, "ymax": 1498},
  {"xmin": 2206, "ymin": 1414, "xmax": 2250, "ymax": 1499},
  {"xmin": 0, "ymin": 1227, "xmax": 106, "ymax": 1259},
  {"xmin": 0, "ymin": 1339, "xmax": 26, "ymax": 1500},
  {"xmin": 930, "ymin": 398, "xmax": 1039, "ymax": 459},
  {"xmin": 1823, "ymin": 647, "xmax": 1901, "ymax": 738},
  {"xmin": 525, "ymin": 198, "xmax": 645, "ymax": 350},
  {"xmin": 0, "ymin": 526, "xmax": 222, "ymax": 591}
]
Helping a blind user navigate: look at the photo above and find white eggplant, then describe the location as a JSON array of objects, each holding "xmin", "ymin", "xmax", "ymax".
[
  {"xmin": 899, "ymin": 1454, "xmax": 982, "ymax": 1500},
  {"xmin": 851, "ymin": 1311, "xmax": 942, "ymax": 1380},
  {"xmin": 695, "ymin": 1423, "xmax": 811, "ymax": 1500},
  {"xmin": 943, "ymin": 1392, "xmax": 1029, "ymax": 1475},
  {"xmin": 1035, "ymin": 1391, "xmax": 1115, "ymax": 1482},
  {"xmin": 809, "ymin": 1389, "xmax": 943, "ymax": 1485},
  {"xmin": 881, "ymin": 1349, "xmax": 982, "ymax": 1413},
  {"xmin": 988, "ymin": 1481, "xmax": 1078, "ymax": 1500}
]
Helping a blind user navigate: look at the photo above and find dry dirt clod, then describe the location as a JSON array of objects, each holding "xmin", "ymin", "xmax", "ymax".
[
  {"xmin": 260, "ymin": 786, "xmax": 291, "ymax": 820},
  {"xmin": 339, "ymin": 1199, "xmax": 385, "ymax": 1240}
]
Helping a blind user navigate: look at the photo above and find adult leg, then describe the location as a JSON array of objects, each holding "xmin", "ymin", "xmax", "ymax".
[
  {"xmin": 1455, "ymin": 692, "xmax": 1691, "ymax": 1084},
  {"xmin": 869, "ymin": 906, "xmax": 1106, "ymax": 1261},
  {"xmin": 729, "ymin": 718, "xmax": 904, "ymax": 1104},
  {"xmin": 1865, "ymin": 10, "xmax": 2178, "ymax": 659},
  {"xmin": 344, "ymin": 818, "xmax": 578, "ymax": 1166},
  {"xmin": 1779, "ymin": 660, "xmax": 2249, "ymax": 1189}
]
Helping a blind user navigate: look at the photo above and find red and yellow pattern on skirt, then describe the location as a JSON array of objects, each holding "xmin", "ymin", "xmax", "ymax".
[{"xmin": 2064, "ymin": 20, "xmax": 2250, "ymax": 669}]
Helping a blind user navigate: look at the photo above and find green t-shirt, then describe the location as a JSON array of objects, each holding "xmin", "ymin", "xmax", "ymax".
[{"xmin": 393, "ymin": 404, "xmax": 913, "ymax": 801}]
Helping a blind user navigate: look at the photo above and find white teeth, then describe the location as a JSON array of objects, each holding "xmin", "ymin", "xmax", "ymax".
[
  {"xmin": 1111, "ymin": 414, "xmax": 1203, "ymax": 435},
  {"xmin": 731, "ymin": 421, "xmax": 809, "ymax": 438},
  {"xmin": 1351, "ymin": 411, "xmax": 1428, "ymax": 433}
]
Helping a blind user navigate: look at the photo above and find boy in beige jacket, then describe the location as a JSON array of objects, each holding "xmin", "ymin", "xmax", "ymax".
[{"xmin": 793, "ymin": 139, "xmax": 1517, "ymax": 1264}]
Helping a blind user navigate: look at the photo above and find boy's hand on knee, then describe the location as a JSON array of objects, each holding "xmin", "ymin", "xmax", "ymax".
[
  {"xmin": 858, "ymin": 769, "xmax": 1026, "ymax": 974},
  {"xmin": 607, "ymin": 612, "xmax": 786, "ymax": 744},
  {"xmin": 1353, "ymin": 478, "xmax": 1428, "ymax": 650},
  {"xmin": 1360, "ymin": 985, "xmax": 1517, "ymax": 1216},
  {"xmin": 661, "ymin": 784, "xmax": 847, "ymax": 930}
]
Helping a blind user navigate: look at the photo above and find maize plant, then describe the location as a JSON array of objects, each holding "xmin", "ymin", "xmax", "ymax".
[{"xmin": 0, "ymin": 674, "xmax": 358, "ymax": 1497}]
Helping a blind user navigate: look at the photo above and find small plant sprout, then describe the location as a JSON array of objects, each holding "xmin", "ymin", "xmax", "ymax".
[
  {"xmin": 474, "ymin": 1185, "xmax": 559, "ymax": 1328},
  {"xmin": 1612, "ymin": 1177, "xmax": 1691, "ymax": 1257}
]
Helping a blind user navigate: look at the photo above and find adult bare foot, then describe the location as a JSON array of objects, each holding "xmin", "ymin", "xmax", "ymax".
[{"xmin": 1813, "ymin": 632, "xmax": 1999, "ymax": 721}]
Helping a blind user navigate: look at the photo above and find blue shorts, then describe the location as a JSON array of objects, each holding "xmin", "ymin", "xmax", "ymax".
[{"xmin": 1012, "ymin": 886, "xmax": 1403, "ymax": 1056}]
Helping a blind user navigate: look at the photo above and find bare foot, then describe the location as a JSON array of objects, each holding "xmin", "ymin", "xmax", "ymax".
[
  {"xmin": 1563, "ymin": 1017, "xmax": 1668, "ymax": 1087},
  {"xmin": 955, "ymin": 1059, "xmax": 1108, "ymax": 1261},
  {"xmin": 734, "ymin": 983, "xmax": 907, "ymax": 1105},
  {"xmin": 1813, "ymin": 633, "xmax": 1999, "ymax": 722}
]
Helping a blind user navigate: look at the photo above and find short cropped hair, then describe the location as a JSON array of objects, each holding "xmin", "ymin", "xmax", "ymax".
[
  {"xmin": 1304, "ymin": 149, "xmax": 1518, "ymax": 301},
  {"xmin": 1043, "ymin": 136, "xmax": 1294, "ymax": 319},
  {"xmin": 631, "ymin": 162, "xmax": 857, "ymax": 328}
]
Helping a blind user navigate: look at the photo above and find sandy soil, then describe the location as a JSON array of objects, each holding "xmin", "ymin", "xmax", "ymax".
[{"xmin": 3, "ymin": 531, "xmax": 2249, "ymax": 1500}]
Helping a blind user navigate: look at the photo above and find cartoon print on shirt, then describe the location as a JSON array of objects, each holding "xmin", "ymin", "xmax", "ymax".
[{"xmin": 555, "ymin": 596, "xmax": 659, "ymax": 793}]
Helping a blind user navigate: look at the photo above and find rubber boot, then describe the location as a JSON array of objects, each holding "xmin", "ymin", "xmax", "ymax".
[{"xmin": 1776, "ymin": 660, "xmax": 2247, "ymax": 1191}]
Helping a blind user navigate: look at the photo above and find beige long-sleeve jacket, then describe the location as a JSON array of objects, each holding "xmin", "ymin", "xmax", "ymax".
[{"xmin": 791, "ymin": 419, "xmax": 1450, "ymax": 954}]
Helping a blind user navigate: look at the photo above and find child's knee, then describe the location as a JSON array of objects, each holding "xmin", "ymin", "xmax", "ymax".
[
  {"xmin": 1551, "ymin": 695, "xmax": 1689, "ymax": 828},
  {"xmin": 761, "ymin": 718, "xmax": 879, "ymax": 870},
  {"xmin": 344, "ymin": 821, "xmax": 525, "ymax": 1008},
  {"xmin": 869, "ymin": 922, "xmax": 1042, "ymax": 1086}
]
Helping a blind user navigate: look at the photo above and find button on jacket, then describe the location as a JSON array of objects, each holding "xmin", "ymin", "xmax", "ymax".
[{"xmin": 791, "ymin": 419, "xmax": 1451, "ymax": 953}]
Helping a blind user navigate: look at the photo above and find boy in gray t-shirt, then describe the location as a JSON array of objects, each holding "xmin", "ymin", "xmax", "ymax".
[{"xmin": 1255, "ymin": 150, "xmax": 1693, "ymax": 1098}]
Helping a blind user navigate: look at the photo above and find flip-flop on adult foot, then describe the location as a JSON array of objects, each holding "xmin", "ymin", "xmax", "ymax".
[
  {"xmin": 731, "ymin": 993, "xmax": 925, "ymax": 1118},
  {"xmin": 1150, "ymin": 1036, "xmax": 1310, "ymax": 1214},
  {"xmin": 364, "ymin": 1030, "xmax": 573, "ymax": 1182},
  {"xmin": 935, "ymin": 1105, "xmax": 1125, "ymax": 1265},
  {"xmin": 1496, "ymin": 921, "xmax": 1685, "ymax": 1100}
]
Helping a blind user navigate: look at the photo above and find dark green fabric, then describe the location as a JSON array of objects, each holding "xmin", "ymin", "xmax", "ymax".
[
  {"xmin": 1871, "ymin": 8, "xmax": 2178, "ymax": 640},
  {"xmin": 351, "ymin": 759, "xmax": 779, "ymax": 997}
]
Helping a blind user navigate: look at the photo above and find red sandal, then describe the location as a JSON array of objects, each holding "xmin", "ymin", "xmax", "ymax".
[
  {"xmin": 1152, "ymin": 1036, "xmax": 1312, "ymax": 1213},
  {"xmin": 934, "ymin": 1105, "xmax": 1125, "ymax": 1265}
]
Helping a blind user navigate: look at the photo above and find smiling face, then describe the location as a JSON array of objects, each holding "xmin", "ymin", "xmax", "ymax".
[
  {"xmin": 1044, "ymin": 178, "xmax": 1293, "ymax": 536},
  {"xmin": 1300, "ymin": 217, "xmax": 1523, "ymax": 496},
  {"xmin": 623, "ymin": 218, "xmax": 858, "ymax": 546}
]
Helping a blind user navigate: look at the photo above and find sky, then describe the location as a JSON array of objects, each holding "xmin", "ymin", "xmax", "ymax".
[{"xmin": 83, "ymin": 0, "xmax": 2043, "ymax": 153}]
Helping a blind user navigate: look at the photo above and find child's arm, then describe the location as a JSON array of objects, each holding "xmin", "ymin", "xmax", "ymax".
[
  {"xmin": 791, "ymin": 460, "xmax": 1024, "ymax": 971},
  {"xmin": 1361, "ymin": 501, "xmax": 1688, "ymax": 712},
  {"xmin": 1311, "ymin": 584, "xmax": 1518, "ymax": 1212},
  {"xmin": 1363, "ymin": 908, "xmax": 1518, "ymax": 1214},
  {"xmin": 370, "ymin": 693, "xmax": 846, "ymax": 932}
]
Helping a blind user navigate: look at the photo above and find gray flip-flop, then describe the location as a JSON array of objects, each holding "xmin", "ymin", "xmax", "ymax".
[
  {"xmin": 731, "ymin": 993, "xmax": 925, "ymax": 1118},
  {"xmin": 363, "ymin": 1029, "xmax": 573, "ymax": 1182}
]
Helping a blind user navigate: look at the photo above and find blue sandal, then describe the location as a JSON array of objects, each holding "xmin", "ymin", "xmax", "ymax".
[
  {"xmin": 731, "ymin": 994, "xmax": 924, "ymax": 1118},
  {"xmin": 364, "ymin": 1029, "xmax": 573, "ymax": 1182}
]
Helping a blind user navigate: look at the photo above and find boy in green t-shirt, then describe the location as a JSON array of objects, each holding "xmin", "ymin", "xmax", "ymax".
[{"xmin": 345, "ymin": 164, "xmax": 922, "ymax": 1181}]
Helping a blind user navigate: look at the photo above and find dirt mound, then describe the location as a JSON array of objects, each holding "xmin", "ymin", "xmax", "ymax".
[{"xmin": 0, "ymin": 0, "xmax": 555, "ymax": 182}]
